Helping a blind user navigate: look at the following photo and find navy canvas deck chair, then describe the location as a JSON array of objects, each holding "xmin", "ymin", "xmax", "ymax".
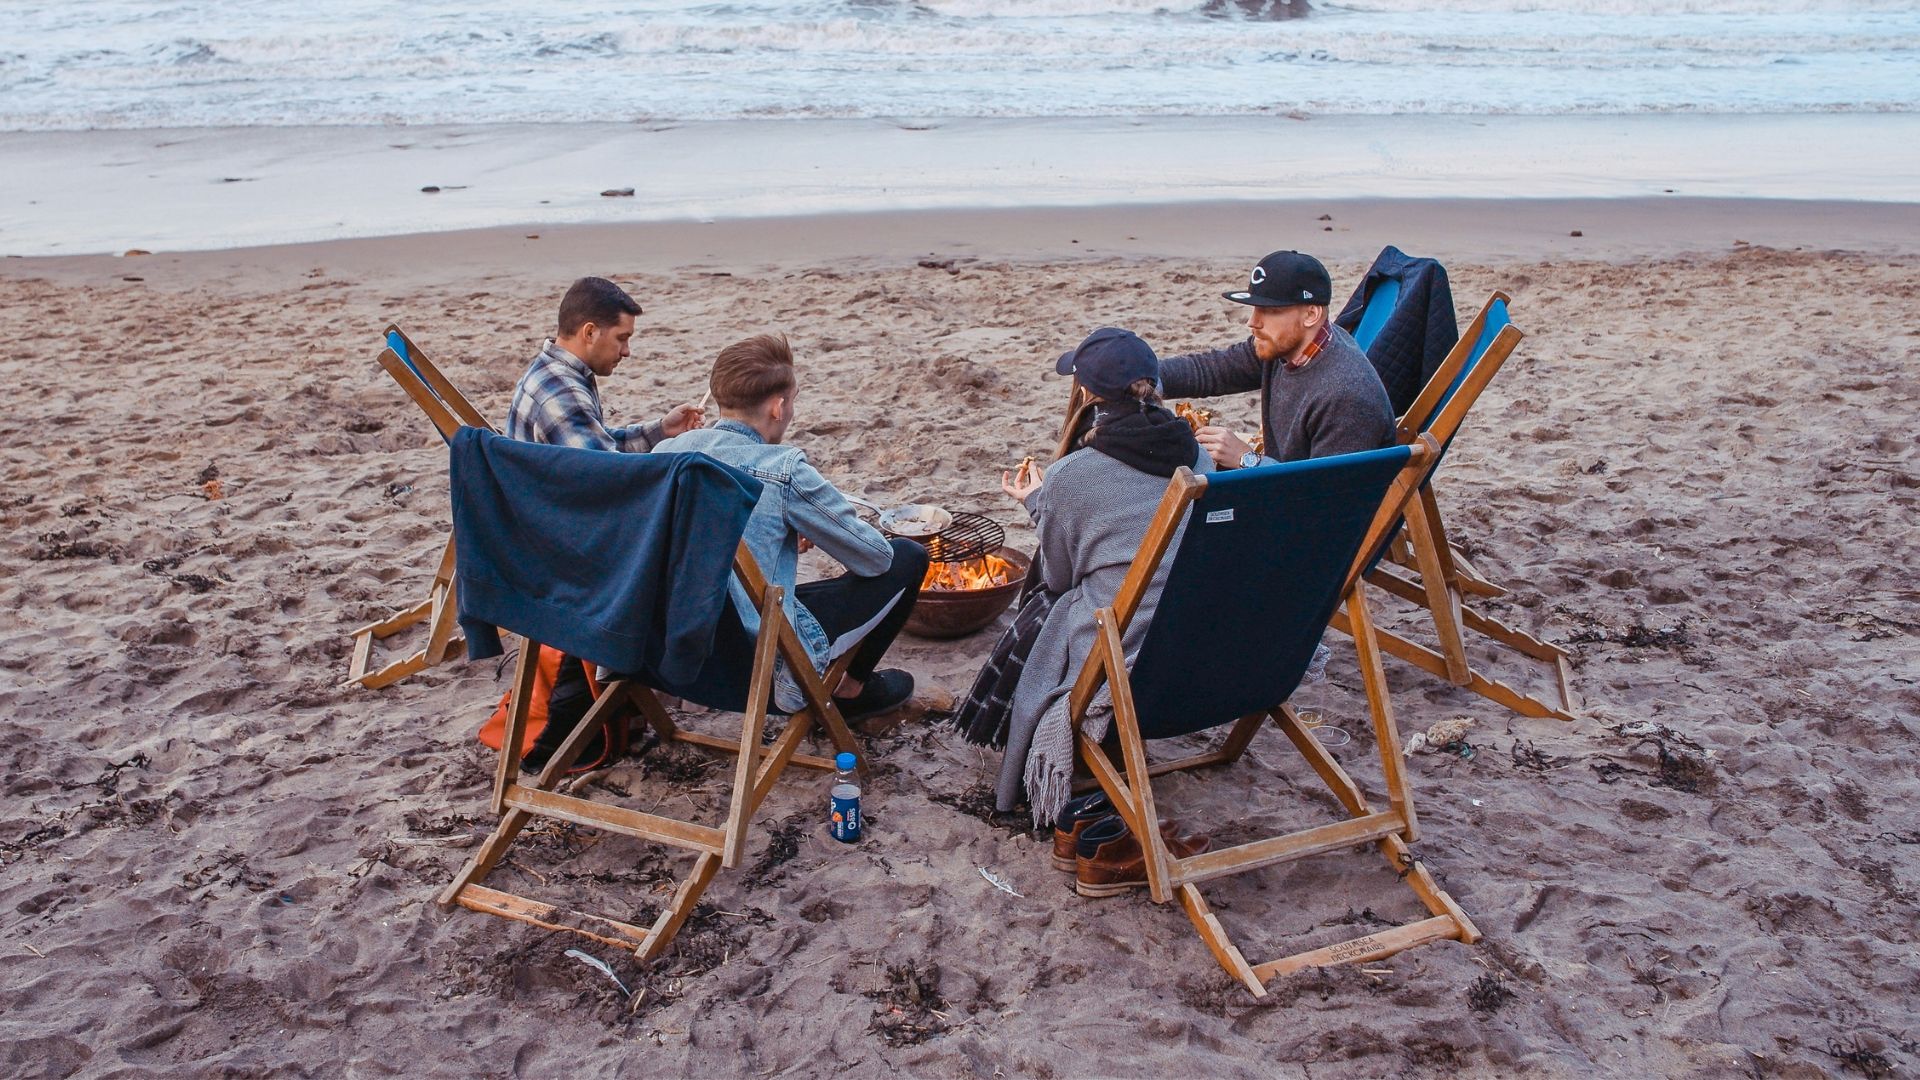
[
  {"xmin": 1337, "ymin": 293, "xmax": 1579, "ymax": 722},
  {"xmin": 1335, "ymin": 245, "xmax": 1459, "ymax": 417},
  {"xmin": 1065, "ymin": 435, "xmax": 1479, "ymax": 997},
  {"xmin": 438, "ymin": 435, "xmax": 864, "ymax": 962},
  {"xmin": 345, "ymin": 325, "xmax": 497, "ymax": 689}
]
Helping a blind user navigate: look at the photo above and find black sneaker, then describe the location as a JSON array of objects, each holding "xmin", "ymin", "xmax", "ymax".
[{"xmin": 832, "ymin": 669, "xmax": 915, "ymax": 722}]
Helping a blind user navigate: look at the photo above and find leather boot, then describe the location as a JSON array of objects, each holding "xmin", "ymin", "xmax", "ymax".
[
  {"xmin": 1051, "ymin": 791, "xmax": 1114, "ymax": 871},
  {"xmin": 1074, "ymin": 814, "xmax": 1211, "ymax": 898}
]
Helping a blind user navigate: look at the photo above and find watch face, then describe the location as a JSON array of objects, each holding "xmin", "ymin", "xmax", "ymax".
[{"xmin": 1241, "ymin": 452, "xmax": 1261, "ymax": 469}]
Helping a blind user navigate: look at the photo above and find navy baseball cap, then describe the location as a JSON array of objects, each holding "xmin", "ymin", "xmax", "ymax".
[
  {"xmin": 1054, "ymin": 327, "xmax": 1160, "ymax": 401},
  {"xmin": 1222, "ymin": 250, "xmax": 1332, "ymax": 308}
]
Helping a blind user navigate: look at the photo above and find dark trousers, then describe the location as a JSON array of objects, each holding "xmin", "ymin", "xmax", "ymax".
[{"xmin": 794, "ymin": 538, "xmax": 928, "ymax": 685}]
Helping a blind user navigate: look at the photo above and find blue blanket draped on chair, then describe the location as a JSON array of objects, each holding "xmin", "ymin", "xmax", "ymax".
[
  {"xmin": 1335, "ymin": 245, "xmax": 1459, "ymax": 417},
  {"xmin": 449, "ymin": 427, "xmax": 761, "ymax": 688}
]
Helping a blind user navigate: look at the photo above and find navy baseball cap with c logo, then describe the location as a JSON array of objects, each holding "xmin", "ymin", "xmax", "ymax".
[{"xmin": 1222, "ymin": 250, "xmax": 1332, "ymax": 308}]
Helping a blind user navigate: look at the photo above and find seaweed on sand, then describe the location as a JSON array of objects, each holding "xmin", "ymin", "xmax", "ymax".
[{"xmin": 865, "ymin": 960, "xmax": 951, "ymax": 1047}]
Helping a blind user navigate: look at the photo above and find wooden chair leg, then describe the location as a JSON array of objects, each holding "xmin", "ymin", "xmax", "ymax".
[
  {"xmin": 1332, "ymin": 608, "xmax": 1576, "ymax": 723},
  {"xmin": 782, "ymin": 625, "xmax": 861, "ymax": 772},
  {"xmin": 1404, "ymin": 496, "xmax": 1471, "ymax": 686},
  {"xmin": 345, "ymin": 536, "xmax": 468, "ymax": 689},
  {"xmin": 491, "ymin": 640, "xmax": 539, "ymax": 816},
  {"xmin": 722, "ymin": 589, "xmax": 783, "ymax": 869},
  {"xmin": 344, "ymin": 596, "xmax": 434, "ymax": 689},
  {"xmin": 1347, "ymin": 583, "xmax": 1418, "ymax": 843},
  {"xmin": 1272, "ymin": 705, "xmax": 1369, "ymax": 818},
  {"xmin": 1097, "ymin": 613, "xmax": 1173, "ymax": 905},
  {"xmin": 438, "ymin": 806, "xmax": 533, "ymax": 909},
  {"xmin": 637, "ymin": 853, "xmax": 723, "ymax": 962},
  {"xmin": 1179, "ymin": 885, "xmax": 1265, "ymax": 998},
  {"xmin": 633, "ymin": 685, "xmax": 678, "ymax": 741}
]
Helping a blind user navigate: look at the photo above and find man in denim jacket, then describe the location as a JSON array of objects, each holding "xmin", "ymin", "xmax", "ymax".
[{"xmin": 653, "ymin": 333, "xmax": 928, "ymax": 721}]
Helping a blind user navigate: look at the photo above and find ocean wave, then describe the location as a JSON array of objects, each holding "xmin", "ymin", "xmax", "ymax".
[
  {"xmin": 1329, "ymin": 0, "xmax": 1919, "ymax": 12},
  {"xmin": 0, "ymin": 0, "xmax": 1914, "ymax": 130}
]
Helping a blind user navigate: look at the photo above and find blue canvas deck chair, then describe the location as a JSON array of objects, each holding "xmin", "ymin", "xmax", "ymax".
[
  {"xmin": 1339, "ymin": 293, "xmax": 1578, "ymax": 721},
  {"xmin": 437, "ymin": 437, "xmax": 863, "ymax": 961},
  {"xmin": 1067, "ymin": 432, "xmax": 1479, "ymax": 997},
  {"xmin": 345, "ymin": 325, "xmax": 496, "ymax": 689}
]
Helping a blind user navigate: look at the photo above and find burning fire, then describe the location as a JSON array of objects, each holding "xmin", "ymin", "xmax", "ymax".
[{"xmin": 921, "ymin": 553, "xmax": 1018, "ymax": 592}]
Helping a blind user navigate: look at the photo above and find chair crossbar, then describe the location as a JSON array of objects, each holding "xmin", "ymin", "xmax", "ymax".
[
  {"xmin": 1253, "ymin": 916, "xmax": 1466, "ymax": 981},
  {"xmin": 671, "ymin": 728, "xmax": 838, "ymax": 771},
  {"xmin": 451, "ymin": 884, "xmax": 654, "ymax": 952},
  {"xmin": 1170, "ymin": 810, "xmax": 1407, "ymax": 887},
  {"xmin": 502, "ymin": 786, "xmax": 726, "ymax": 855}
]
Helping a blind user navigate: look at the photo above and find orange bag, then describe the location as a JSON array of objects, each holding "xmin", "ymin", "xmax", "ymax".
[{"xmin": 478, "ymin": 646, "xmax": 625, "ymax": 771}]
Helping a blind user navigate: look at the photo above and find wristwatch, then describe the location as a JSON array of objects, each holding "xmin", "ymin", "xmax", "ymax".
[{"xmin": 1239, "ymin": 451, "xmax": 1263, "ymax": 470}]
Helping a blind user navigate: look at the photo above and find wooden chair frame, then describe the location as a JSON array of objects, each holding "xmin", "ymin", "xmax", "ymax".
[
  {"xmin": 1336, "ymin": 292, "xmax": 1578, "ymax": 722},
  {"xmin": 1067, "ymin": 436, "xmax": 1479, "ymax": 997},
  {"xmin": 439, "ymin": 543, "xmax": 863, "ymax": 960},
  {"xmin": 345, "ymin": 325, "xmax": 495, "ymax": 690}
]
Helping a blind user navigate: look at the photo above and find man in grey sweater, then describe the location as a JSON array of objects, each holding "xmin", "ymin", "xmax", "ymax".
[{"xmin": 1160, "ymin": 250, "xmax": 1395, "ymax": 468}]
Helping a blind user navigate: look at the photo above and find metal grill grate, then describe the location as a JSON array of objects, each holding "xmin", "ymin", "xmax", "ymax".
[{"xmin": 922, "ymin": 511, "xmax": 1005, "ymax": 565}]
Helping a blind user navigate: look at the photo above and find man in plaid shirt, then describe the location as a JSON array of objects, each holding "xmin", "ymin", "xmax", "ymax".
[
  {"xmin": 506, "ymin": 276, "xmax": 704, "ymax": 451},
  {"xmin": 500, "ymin": 276, "xmax": 704, "ymax": 772}
]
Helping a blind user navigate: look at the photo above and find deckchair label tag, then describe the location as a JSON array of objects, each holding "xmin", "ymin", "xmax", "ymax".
[{"xmin": 1205, "ymin": 509, "xmax": 1234, "ymax": 524}]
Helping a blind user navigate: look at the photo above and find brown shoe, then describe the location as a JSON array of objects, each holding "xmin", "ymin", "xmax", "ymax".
[
  {"xmin": 1050, "ymin": 791, "xmax": 1114, "ymax": 871},
  {"xmin": 1074, "ymin": 814, "xmax": 1211, "ymax": 898}
]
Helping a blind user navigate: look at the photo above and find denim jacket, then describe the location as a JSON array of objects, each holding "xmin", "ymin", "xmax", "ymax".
[{"xmin": 651, "ymin": 419, "xmax": 895, "ymax": 710}]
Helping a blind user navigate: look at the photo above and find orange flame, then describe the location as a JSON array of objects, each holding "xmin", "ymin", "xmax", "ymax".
[{"xmin": 921, "ymin": 553, "xmax": 1017, "ymax": 592}]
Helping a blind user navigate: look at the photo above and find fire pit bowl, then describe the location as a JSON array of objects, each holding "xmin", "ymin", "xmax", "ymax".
[{"xmin": 904, "ymin": 546, "xmax": 1031, "ymax": 640}]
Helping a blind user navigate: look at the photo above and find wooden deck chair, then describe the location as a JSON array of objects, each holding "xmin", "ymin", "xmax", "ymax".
[
  {"xmin": 439, "ymin": 467, "xmax": 864, "ymax": 960},
  {"xmin": 1064, "ymin": 433, "xmax": 1478, "ymax": 997},
  {"xmin": 1339, "ymin": 293, "xmax": 1578, "ymax": 721},
  {"xmin": 345, "ymin": 326, "xmax": 496, "ymax": 689}
]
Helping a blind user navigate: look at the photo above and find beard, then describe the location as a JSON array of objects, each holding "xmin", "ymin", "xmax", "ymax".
[{"xmin": 1251, "ymin": 327, "xmax": 1300, "ymax": 363}]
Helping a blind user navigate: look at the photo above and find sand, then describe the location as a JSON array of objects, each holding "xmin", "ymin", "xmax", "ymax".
[
  {"xmin": 7, "ymin": 113, "xmax": 1920, "ymax": 256},
  {"xmin": 1, "ymin": 204, "xmax": 1917, "ymax": 1078}
]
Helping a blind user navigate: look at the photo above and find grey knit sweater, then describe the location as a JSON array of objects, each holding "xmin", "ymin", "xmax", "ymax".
[
  {"xmin": 1159, "ymin": 324, "xmax": 1394, "ymax": 462},
  {"xmin": 996, "ymin": 443, "xmax": 1214, "ymax": 823}
]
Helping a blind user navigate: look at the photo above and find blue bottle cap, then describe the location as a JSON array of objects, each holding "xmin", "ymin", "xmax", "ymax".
[{"xmin": 835, "ymin": 752, "xmax": 857, "ymax": 770}]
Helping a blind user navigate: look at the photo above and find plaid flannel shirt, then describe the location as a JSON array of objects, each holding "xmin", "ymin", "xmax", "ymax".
[{"xmin": 505, "ymin": 340, "xmax": 663, "ymax": 452}]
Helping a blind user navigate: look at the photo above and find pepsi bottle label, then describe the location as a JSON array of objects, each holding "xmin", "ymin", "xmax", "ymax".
[{"xmin": 830, "ymin": 792, "xmax": 861, "ymax": 843}]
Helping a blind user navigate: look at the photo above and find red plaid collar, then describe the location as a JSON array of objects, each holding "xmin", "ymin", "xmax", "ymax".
[{"xmin": 1283, "ymin": 323, "xmax": 1333, "ymax": 372}]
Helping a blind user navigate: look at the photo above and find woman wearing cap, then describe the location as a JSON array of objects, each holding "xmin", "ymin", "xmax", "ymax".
[{"xmin": 953, "ymin": 328, "xmax": 1213, "ymax": 876}]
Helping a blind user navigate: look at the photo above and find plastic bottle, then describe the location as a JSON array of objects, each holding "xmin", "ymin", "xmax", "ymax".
[{"xmin": 829, "ymin": 751, "xmax": 861, "ymax": 843}]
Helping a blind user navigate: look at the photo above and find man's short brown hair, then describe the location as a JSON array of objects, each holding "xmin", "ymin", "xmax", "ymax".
[
  {"xmin": 710, "ymin": 333, "xmax": 795, "ymax": 409},
  {"xmin": 557, "ymin": 276, "xmax": 642, "ymax": 337}
]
